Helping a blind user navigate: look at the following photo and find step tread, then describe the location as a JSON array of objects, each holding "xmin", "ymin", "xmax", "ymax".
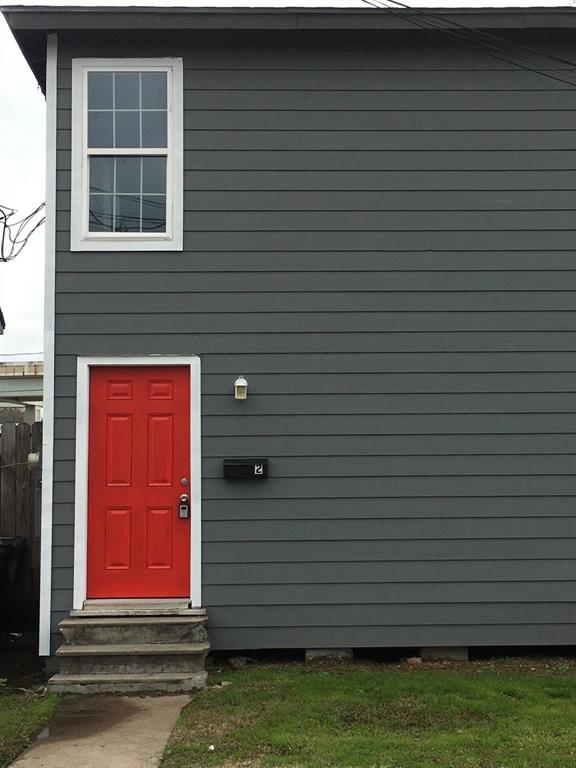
[
  {"xmin": 56, "ymin": 642, "xmax": 210, "ymax": 657},
  {"xmin": 49, "ymin": 672, "xmax": 206, "ymax": 684},
  {"xmin": 71, "ymin": 608, "xmax": 202, "ymax": 617},
  {"xmin": 61, "ymin": 616, "xmax": 207, "ymax": 627}
]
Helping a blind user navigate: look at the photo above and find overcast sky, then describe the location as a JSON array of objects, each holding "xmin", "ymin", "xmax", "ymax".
[
  {"xmin": 0, "ymin": 13, "xmax": 45, "ymax": 361},
  {"xmin": 0, "ymin": 0, "xmax": 574, "ymax": 361}
]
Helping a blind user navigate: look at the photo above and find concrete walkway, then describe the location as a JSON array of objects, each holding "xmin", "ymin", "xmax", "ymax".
[{"xmin": 12, "ymin": 695, "xmax": 190, "ymax": 768}]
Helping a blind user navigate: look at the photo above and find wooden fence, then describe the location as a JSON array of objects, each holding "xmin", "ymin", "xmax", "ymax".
[{"xmin": 0, "ymin": 421, "xmax": 42, "ymax": 625}]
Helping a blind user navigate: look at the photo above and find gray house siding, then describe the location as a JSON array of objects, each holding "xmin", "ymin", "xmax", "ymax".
[{"xmin": 51, "ymin": 28, "xmax": 576, "ymax": 652}]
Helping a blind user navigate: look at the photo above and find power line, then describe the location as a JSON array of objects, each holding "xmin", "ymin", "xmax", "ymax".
[
  {"xmin": 361, "ymin": 0, "xmax": 576, "ymax": 90},
  {"xmin": 0, "ymin": 203, "xmax": 46, "ymax": 262},
  {"xmin": 372, "ymin": 0, "xmax": 576, "ymax": 73},
  {"xmin": 362, "ymin": 0, "xmax": 576, "ymax": 87}
]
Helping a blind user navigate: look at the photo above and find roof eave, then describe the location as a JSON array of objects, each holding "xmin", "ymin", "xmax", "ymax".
[
  {"xmin": 3, "ymin": 6, "xmax": 575, "ymax": 93},
  {"xmin": 4, "ymin": 6, "xmax": 576, "ymax": 30}
]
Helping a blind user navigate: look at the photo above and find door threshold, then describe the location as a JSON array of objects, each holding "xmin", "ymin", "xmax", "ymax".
[
  {"xmin": 84, "ymin": 599, "xmax": 191, "ymax": 606},
  {"xmin": 73, "ymin": 599, "xmax": 205, "ymax": 618}
]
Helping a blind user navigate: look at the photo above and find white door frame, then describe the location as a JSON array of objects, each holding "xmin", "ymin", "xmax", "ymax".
[{"xmin": 72, "ymin": 355, "xmax": 202, "ymax": 610}]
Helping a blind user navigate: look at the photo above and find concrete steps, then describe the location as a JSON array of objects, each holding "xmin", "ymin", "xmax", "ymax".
[
  {"xmin": 60, "ymin": 616, "xmax": 208, "ymax": 645},
  {"xmin": 49, "ymin": 606, "xmax": 210, "ymax": 693},
  {"xmin": 48, "ymin": 672, "xmax": 207, "ymax": 694}
]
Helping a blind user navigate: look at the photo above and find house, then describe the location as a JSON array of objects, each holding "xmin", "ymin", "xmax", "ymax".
[{"xmin": 3, "ymin": 1, "xmax": 576, "ymax": 693}]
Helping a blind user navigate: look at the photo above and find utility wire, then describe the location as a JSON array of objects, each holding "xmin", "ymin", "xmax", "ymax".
[
  {"xmin": 362, "ymin": 0, "xmax": 576, "ymax": 88},
  {"xmin": 374, "ymin": 0, "xmax": 576, "ymax": 74},
  {"xmin": 363, "ymin": 0, "xmax": 576, "ymax": 89},
  {"xmin": 0, "ymin": 203, "xmax": 46, "ymax": 262},
  {"xmin": 370, "ymin": 0, "xmax": 576, "ymax": 73},
  {"xmin": 361, "ymin": 0, "xmax": 576, "ymax": 90}
]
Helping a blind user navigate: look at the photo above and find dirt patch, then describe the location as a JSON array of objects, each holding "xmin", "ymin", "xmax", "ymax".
[
  {"xmin": 217, "ymin": 762, "xmax": 261, "ymax": 768},
  {"xmin": 337, "ymin": 696, "xmax": 491, "ymax": 730},
  {"xmin": 402, "ymin": 657, "xmax": 576, "ymax": 675},
  {"xmin": 172, "ymin": 711, "xmax": 253, "ymax": 745}
]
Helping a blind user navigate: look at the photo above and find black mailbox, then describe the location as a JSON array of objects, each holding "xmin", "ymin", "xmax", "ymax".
[{"xmin": 223, "ymin": 459, "xmax": 269, "ymax": 480}]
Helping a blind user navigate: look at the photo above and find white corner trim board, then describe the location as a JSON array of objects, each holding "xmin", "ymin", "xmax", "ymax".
[
  {"xmin": 39, "ymin": 33, "xmax": 58, "ymax": 658},
  {"xmin": 72, "ymin": 356, "xmax": 202, "ymax": 611}
]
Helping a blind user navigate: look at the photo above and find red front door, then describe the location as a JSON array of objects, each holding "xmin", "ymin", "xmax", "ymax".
[{"xmin": 87, "ymin": 366, "xmax": 191, "ymax": 598}]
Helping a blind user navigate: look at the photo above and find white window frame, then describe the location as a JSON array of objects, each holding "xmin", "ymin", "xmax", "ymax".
[{"xmin": 71, "ymin": 58, "xmax": 183, "ymax": 252}]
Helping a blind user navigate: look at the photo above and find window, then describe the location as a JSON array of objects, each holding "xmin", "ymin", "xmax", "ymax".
[{"xmin": 71, "ymin": 59, "xmax": 183, "ymax": 251}]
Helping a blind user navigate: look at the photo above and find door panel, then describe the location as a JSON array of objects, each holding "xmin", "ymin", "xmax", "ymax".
[
  {"xmin": 87, "ymin": 365, "xmax": 190, "ymax": 598},
  {"xmin": 147, "ymin": 414, "xmax": 173, "ymax": 486},
  {"xmin": 105, "ymin": 507, "xmax": 131, "ymax": 570}
]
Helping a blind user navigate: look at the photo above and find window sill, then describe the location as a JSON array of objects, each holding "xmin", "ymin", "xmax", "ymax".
[{"xmin": 70, "ymin": 235, "xmax": 183, "ymax": 252}]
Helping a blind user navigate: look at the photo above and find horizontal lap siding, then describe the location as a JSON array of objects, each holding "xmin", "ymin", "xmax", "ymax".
[{"xmin": 52, "ymin": 29, "xmax": 576, "ymax": 652}]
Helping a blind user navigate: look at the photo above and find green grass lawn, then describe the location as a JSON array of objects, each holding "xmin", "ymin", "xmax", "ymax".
[
  {"xmin": 162, "ymin": 659, "xmax": 576, "ymax": 768},
  {"xmin": 0, "ymin": 689, "xmax": 58, "ymax": 768}
]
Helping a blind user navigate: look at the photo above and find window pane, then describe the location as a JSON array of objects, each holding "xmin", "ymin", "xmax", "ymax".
[
  {"xmin": 141, "ymin": 73, "xmax": 167, "ymax": 109},
  {"xmin": 89, "ymin": 157, "xmax": 114, "ymax": 194},
  {"xmin": 88, "ymin": 110, "xmax": 113, "ymax": 148},
  {"xmin": 114, "ymin": 72, "xmax": 140, "ymax": 110},
  {"xmin": 115, "ymin": 110, "xmax": 140, "ymax": 148},
  {"xmin": 141, "ymin": 196, "xmax": 166, "ymax": 232},
  {"xmin": 116, "ymin": 157, "xmax": 141, "ymax": 194},
  {"xmin": 88, "ymin": 72, "xmax": 113, "ymax": 109},
  {"xmin": 141, "ymin": 111, "xmax": 167, "ymax": 148},
  {"xmin": 115, "ymin": 194, "xmax": 141, "ymax": 232},
  {"xmin": 89, "ymin": 194, "xmax": 114, "ymax": 232},
  {"xmin": 88, "ymin": 156, "xmax": 167, "ymax": 234},
  {"xmin": 83, "ymin": 69, "xmax": 172, "ymax": 239},
  {"xmin": 142, "ymin": 157, "xmax": 166, "ymax": 194}
]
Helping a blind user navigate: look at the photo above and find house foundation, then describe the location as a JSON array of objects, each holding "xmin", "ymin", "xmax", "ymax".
[
  {"xmin": 420, "ymin": 647, "xmax": 469, "ymax": 662},
  {"xmin": 305, "ymin": 649, "xmax": 354, "ymax": 662}
]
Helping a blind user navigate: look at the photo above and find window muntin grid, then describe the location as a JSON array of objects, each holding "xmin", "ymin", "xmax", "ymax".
[
  {"xmin": 89, "ymin": 156, "xmax": 167, "ymax": 233},
  {"xmin": 87, "ymin": 71, "xmax": 167, "ymax": 149},
  {"xmin": 86, "ymin": 70, "xmax": 168, "ymax": 233}
]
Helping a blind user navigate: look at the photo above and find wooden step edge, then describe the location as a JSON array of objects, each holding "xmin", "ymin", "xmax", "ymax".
[{"xmin": 56, "ymin": 642, "xmax": 210, "ymax": 657}]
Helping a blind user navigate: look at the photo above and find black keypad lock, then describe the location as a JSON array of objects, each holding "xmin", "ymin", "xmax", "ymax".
[{"xmin": 179, "ymin": 493, "xmax": 190, "ymax": 518}]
